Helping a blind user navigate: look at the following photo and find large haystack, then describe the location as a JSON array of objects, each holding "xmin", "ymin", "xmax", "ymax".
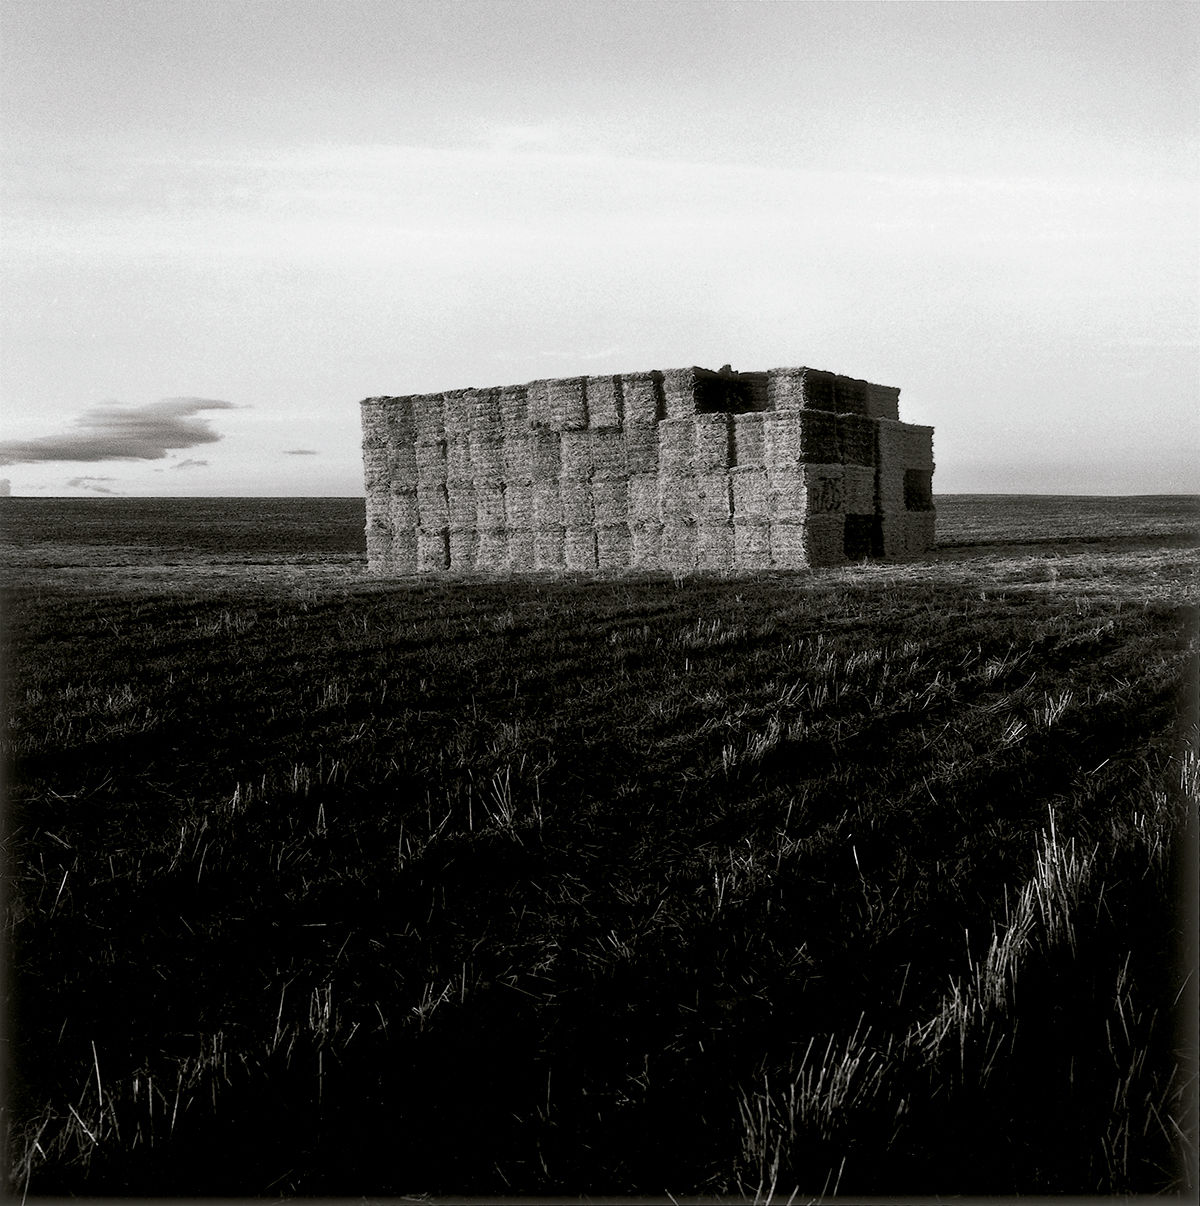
[{"xmin": 361, "ymin": 364, "xmax": 934, "ymax": 573}]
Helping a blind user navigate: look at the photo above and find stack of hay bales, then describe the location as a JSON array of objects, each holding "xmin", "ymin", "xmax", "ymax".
[
  {"xmin": 838, "ymin": 412, "xmax": 879, "ymax": 561},
  {"xmin": 360, "ymin": 360, "xmax": 933, "ymax": 574},
  {"xmin": 359, "ymin": 398, "xmax": 393, "ymax": 570},
  {"xmin": 730, "ymin": 412, "xmax": 770, "ymax": 569},
  {"xmin": 694, "ymin": 413, "xmax": 732, "ymax": 570},
  {"xmin": 762, "ymin": 409, "xmax": 845, "ymax": 567},
  {"xmin": 767, "ymin": 366, "xmax": 837, "ymax": 412},
  {"xmin": 876, "ymin": 419, "xmax": 936, "ymax": 558},
  {"xmin": 622, "ymin": 371, "xmax": 663, "ymax": 567},
  {"xmin": 411, "ymin": 393, "xmax": 450, "ymax": 571}
]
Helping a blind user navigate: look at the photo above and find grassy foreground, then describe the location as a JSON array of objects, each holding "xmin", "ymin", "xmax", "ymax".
[{"xmin": 2, "ymin": 506, "xmax": 1197, "ymax": 1196}]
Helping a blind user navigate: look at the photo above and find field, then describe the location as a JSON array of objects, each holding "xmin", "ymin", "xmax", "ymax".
[{"xmin": 2, "ymin": 495, "xmax": 1197, "ymax": 1197}]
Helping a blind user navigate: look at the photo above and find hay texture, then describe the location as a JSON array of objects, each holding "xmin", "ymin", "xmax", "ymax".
[{"xmin": 361, "ymin": 361, "xmax": 933, "ymax": 574}]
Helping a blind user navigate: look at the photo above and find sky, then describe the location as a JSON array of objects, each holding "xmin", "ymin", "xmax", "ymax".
[{"xmin": 1, "ymin": 0, "xmax": 1197, "ymax": 497}]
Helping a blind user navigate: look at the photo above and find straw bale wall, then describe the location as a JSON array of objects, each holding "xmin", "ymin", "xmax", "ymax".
[{"xmin": 360, "ymin": 362, "xmax": 933, "ymax": 574}]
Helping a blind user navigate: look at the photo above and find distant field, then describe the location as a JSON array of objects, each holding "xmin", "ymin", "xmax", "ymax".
[
  {"xmin": 1, "ymin": 493, "xmax": 1197, "ymax": 564},
  {"xmin": 2, "ymin": 495, "xmax": 1196, "ymax": 1196}
]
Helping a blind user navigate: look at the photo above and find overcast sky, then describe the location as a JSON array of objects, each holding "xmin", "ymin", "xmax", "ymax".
[{"xmin": 2, "ymin": 0, "xmax": 1197, "ymax": 496}]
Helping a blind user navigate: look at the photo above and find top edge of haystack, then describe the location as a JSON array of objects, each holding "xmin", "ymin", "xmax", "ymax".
[{"xmin": 359, "ymin": 364, "xmax": 902, "ymax": 406}]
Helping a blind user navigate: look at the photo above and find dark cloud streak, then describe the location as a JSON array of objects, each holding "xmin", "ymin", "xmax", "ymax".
[
  {"xmin": 67, "ymin": 476, "xmax": 118, "ymax": 494},
  {"xmin": 0, "ymin": 398, "xmax": 236, "ymax": 466},
  {"xmin": 284, "ymin": 448, "xmax": 319, "ymax": 456}
]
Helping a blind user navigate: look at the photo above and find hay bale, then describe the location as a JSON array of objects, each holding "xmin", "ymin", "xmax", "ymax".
[
  {"xmin": 505, "ymin": 482, "xmax": 533, "ymax": 529},
  {"xmin": 833, "ymin": 376, "xmax": 870, "ymax": 416},
  {"xmin": 877, "ymin": 419, "xmax": 934, "ymax": 470},
  {"xmin": 658, "ymin": 418, "xmax": 695, "ymax": 475},
  {"xmin": 559, "ymin": 477, "xmax": 593, "ymax": 527},
  {"xmin": 733, "ymin": 413, "xmax": 766, "ymax": 468},
  {"xmin": 866, "ymin": 383, "xmax": 901, "ymax": 421},
  {"xmin": 447, "ymin": 482, "xmax": 477, "ymax": 529},
  {"xmin": 767, "ymin": 366, "xmax": 837, "ymax": 411},
  {"xmin": 625, "ymin": 423, "xmax": 658, "ymax": 474},
  {"xmin": 530, "ymin": 429, "xmax": 562, "ymax": 481},
  {"xmin": 696, "ymin": 471, "xmax": 732, "ymax": 521},
  {"xmin": 415, "ymin": 439, "xmax": 447, "ymax": 486},
  {"xmin": 534, "ymin": 528, "xmax": 566, "ymax": 570},
  {"xmin": 591, "ymin": 430, "xmax": 627, "ymax": 480},
  {"xmin": 416, "ymin": 482, "xmax": 449, "ymax": 528},
  {"xmin": 877, "ymin": 513, "xmax": 935, "ymax": 559},
  {"xmin": 587, "ymin": 375, "xmax": 623, "ymax": 429},
  {"xmin": 362, "ymin": 441, "xmax": 389, "ymax": 482},
  {"xmin": 765, "ymin": 465, "xmax": 803, "ymax": 522},
  {"xmin": 468, "ymin": 387, "xmax": 502, "ymax": 439},
  {"xmin": 596, "ymin": 525, "xmax": 633, "ymax": 569},
  {"xmin": 441, "ymin": 390, "xmax": 471, "ymax": 442},
  {"xmin": 476, "ymin": 480, "xmax": 506, "ymax": 529},
  {"xmin": 906, "ymin": 510, "xmax": 937, "ymax": 554},
  {"xmin": 660, "ymin": 521, "xmax": 697, "ymax": 570},
  {"xmin": 499, "ymin": 384, "xmax": 529, "ymax": 436},
  {"xmin": 843, "ymin": 465, "xmax": 876, "ymax": 516},
  {"xmin": 476, "ymin": 528, "xmax": 509, "ymax": 571},
  {"xmin": 384, "ymin": 395, "xmax": 416, "ymax": 438},
  {"xmin": 733, "ymin": 523, "xmax": 771, "ymax": 570},
  {"xmin": 592, "ymin": 477, "xmax": 629, "ymax": 528},
  {"xmin": 508, "ymin": 528, "xmax": 535, "ymax": 572},
  {"xmin": 469, "ymin": 435, "xmax": 503, "ymax": 480},
  {"xmin": 389, "ymin": 490, "xmax": 419, "ymax": 531},
  {"xmin": 764, "ymin": 411, "xmax": 840, "ymax": 467},
  {"xmin": 365, "ymin": 512, "xmax": 392, "ymax": 568},
  {"xmin": 804, "ymin": 463, "xmax": 845, "ymax": 514},
  {"xmin": 446, "ymin": 439, "xmax": 472, "ymax": 483},
  {"xmin": 767, "ymin": 464, "xmax": 844, "ymax": 522},
  {"xmin": 661, "ymin": 367, "xmax": 700, "ymax": 419},
  {"xmin": 658, "ymin": 473, "xmax": 697, "ymax": 523},
  {"xmin": 904, "ymin": 468, "xmax": 934, "ymax": 512},
  {"xmin": 770, "ymin": 517, "xmax": 845, "ymax": 568},
  {"xmin": 694, "ymin": 413, "xmax": 732, "ymax": 471},
  {"xmin": 628, "ymin": 471, "xmax": 660, "ymax": 524},
  {"xmin": 387, "ymin": 529, "xmax": 418, "ymax": 573},
  {"xmin": 696, "ymin": 522, "xmax": 733, "ymax": 571},
  {"xmin": 388, "ymin": 442, "xmax": 419, "ymax": 491},
  {"xmin": 564, "ymin": 528, "xmax": 597, "ymax": 571},
  {"xmin": 449, "ymin": 528, "xmax": 478, "ymax": 567},
  {"xmin": 412, "ymin": 393, "xmax": 445, "ymax": 443},
  {"xmin": 803, "ymin": 515, "xmax": 847, "ymax": 566},
  {"xmin": 622, "ymin": 370, "xmax": 664, "ymax": 426},
  {"xmin": 731, "ymin": 466, "xmax": 769, "ymax": 522},
  {"xmin": 876, "ymin": 467, "xmax": 908, "ymax": 516},
  {"xmin": 527, "ymin": 379, "xmax": 554, "ymax": 428},
  {"xmin": 878, "ymin": 511, "xmax": 935, "ymax": 558},
  {"xmin": 560, "ymin": 429, "xmax": 593, "ymax": 480},
  {"xmin": 836, "ymin": 413, "xmax": 876, "ymax": 466},
  {"xmin": 877, "ymin": 421, "xmax": 934, "ymax": 514},
  {"xmin": 417, "ymin": 528, "xmax": 449, "ymax": 571},
  {"xmin": 549, "ymin": 376, "xmax": 588, "ymax": 431},
  {"xmin": 533, "ymin": 481, "xmax": 564, "ymax": 530},
  {"xmin": 631, "ymin": 523, "xmax": 662, "ymax": 568},
  {"xmin": 503, "ymin": 434, "xmax": 534, "ymax": 484}
]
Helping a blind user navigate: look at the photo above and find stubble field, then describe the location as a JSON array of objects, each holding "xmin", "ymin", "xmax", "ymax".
[{"xmin": 1, "ymin": 494, "xmax": 1197, "ymax": 1197}]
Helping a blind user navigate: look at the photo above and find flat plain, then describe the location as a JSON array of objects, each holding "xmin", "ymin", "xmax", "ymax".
[{"xmin": 1, "ymin": 494, "xmax": 1197, "ymax": 1197}]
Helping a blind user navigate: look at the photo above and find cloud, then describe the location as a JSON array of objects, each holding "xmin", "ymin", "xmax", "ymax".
[
  {"xmin": 67, "ymin": 475, "xmax": 118, "ymax": 494},
  {"xmin": 173, "ymin": 458, "xmax": 209, "ymax": 470},
  {"xmin": 0, "ymin": 398, "xmax": 236, "ymax": 466},
  {"xmin": 283, "ymin": 448, "xmax": 319, "ymax": 456},
  {"xmin": 0, "ymin": 479, "xmax": 10, "ymax": 496}
]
